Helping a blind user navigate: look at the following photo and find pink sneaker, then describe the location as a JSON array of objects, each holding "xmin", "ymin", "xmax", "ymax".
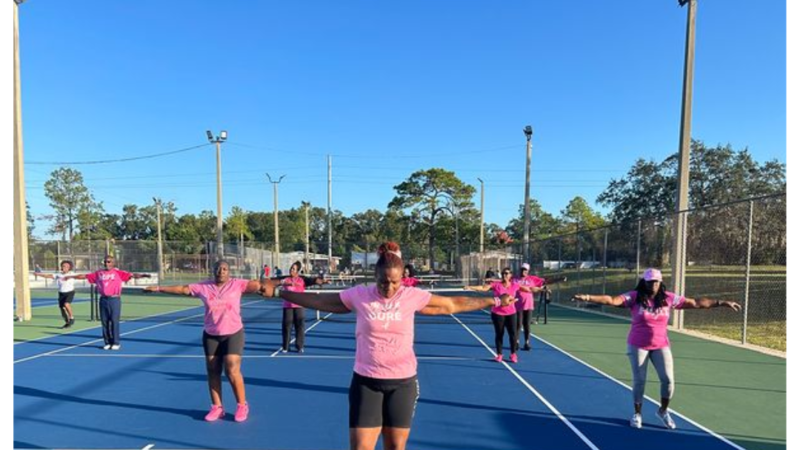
[
  {"xmin": 494, "ymin": 354, "xmax": 503, "ymax": 362},
  {"xmin": 234, "ymin": 402, "xmax": 249, "ymax": 422},
  {"xmin": 510, "ymin": 353, "xmax": 518, "ymax": 363},
  {"xmin": 204, "ymin": 404, "xmax": 224, "ymax": 422}
]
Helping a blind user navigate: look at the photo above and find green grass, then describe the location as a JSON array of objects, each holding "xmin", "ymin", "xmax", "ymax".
[{"xmin": 535, "ymin": 305, "xmax": 786, "ymax": 450}]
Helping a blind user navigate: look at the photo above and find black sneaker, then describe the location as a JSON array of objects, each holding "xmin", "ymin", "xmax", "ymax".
[
  {"xmin": 60, "ymin": 323, "xmax": 71, "ymax": 329},
  {"xmin": 69, "ymin": 318, "xmax": 75, "ymax": 325},
  {"xmin": 523, "ymin": 341, "xmax": 531, "ymax": 351}
]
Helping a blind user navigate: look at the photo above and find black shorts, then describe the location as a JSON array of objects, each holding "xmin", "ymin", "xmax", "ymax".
[
  {"xmin": 202, "ymin": 328, "xmax": 245, "ymax": 357},
  {"xmin": 349, "ymin": 372, "xmax": 419, "ymax": 429},
  {"xmin": 58, "ymin": 291, "xmax": 75, "ymax": 308}
]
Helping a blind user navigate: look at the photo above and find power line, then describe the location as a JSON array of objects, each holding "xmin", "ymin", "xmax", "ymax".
[{"xmin": 25, "ymin": 143, "xmax": 212, "ymax": 165}]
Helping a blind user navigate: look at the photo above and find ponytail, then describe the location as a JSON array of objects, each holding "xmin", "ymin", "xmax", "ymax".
[{"xmin": 376, "ymin": 241, "xmax": 404, "ymax": 274}]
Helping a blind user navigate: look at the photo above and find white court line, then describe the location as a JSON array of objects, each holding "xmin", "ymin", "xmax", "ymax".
[
  {"xmin": 13, "ymin": 303, "xmax": 207, "ymax": 346},
  {"xmin": 451, "ymin": 314, "xmax": 600, "ymax": 450},
  {"xmin": 14, "ymin": 300, "xmax": 263, "ymax": 364},
  {"xmin": 269, "ymin": 312, "xmax": 334, "ymax": 357},
  {"xmin": 533, "ymin": 334, "xmax": 747, "ymax": 450}
]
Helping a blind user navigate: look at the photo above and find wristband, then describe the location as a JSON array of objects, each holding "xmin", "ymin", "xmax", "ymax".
[
  {"xmin": 273, "ymin": 286, "xmax": 282, "ymax": 298},
  {"xmin": 494, "ymin": 297, "xmax": 502, "ymax": 308}
]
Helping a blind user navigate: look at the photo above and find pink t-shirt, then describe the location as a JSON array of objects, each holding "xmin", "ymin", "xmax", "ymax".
[
  {"xmin": 86, "ymin": 269, "xmax": 132, "ymax": 297},
  {"xmin": 402, "ymin": 277, "xmax": 420, "ymax": 287},
  {"xmin": 622, "ymin": 290, "xmax": 686, "ymax": 350},
  {"xmin": 281, "ymin": 276, "xmax": 307, "ymax": 308},
  {"xmin": 340, "ymin": 285, "xmax": 432, "ymax": 379},
  {"xmin": 188, "ymin": 278, "xmax": 250, "ymax": 336},
  {"xmin": 514, "ymin": 275, "xmax": 544, "ymax": 311},
  {"xmin": 490, "ymin": 281, "xmax": 520, "ymax": 316}
]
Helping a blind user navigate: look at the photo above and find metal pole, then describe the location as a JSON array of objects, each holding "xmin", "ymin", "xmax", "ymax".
[
  {"xmin": 557, "ymin": 239, "xmax": 562, "ymax": 303},
  {"xmin": 636, "ymin": 219, "xmax": 642, "ymax": 280},
  {"xmin": 478, "ymin": 178, "xmax": 485, "ymax": 255},
  {"xmin": 327, "ymin": 155, "xmax": 333, "ymax": 273},
  {"xmin": 215, "ymin": 141, "xmax": 224, "ymax": 260},
  {"xmin": 267, "ymin": 174, "xmax": 286, "ymax": 271},
  {"xmin": 154, "ymin": 198, "xmax": 164, "ymax": 284},
  {"xmin": 742, "ymin": 200, "xmax": 754, "ymax": 344},
  {"xmin": 671, "ymin": 0, "xmax": 697, "ymax": 330},
  {"xmin": 522, "ymin": 126, "xmax": 533, "ymax": 263},
  {"xmin": 13, "ymin": 1, "xmax": 32, "ymax": 321},
  {"xmin": 305, "ymin": 202, "xmax": 310, "ymax": 272},
  {"xmin": 603, "ymin": 229, "xmax": 608, "ymax": 295}
]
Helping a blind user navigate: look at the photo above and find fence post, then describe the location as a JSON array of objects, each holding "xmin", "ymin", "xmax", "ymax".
[
  {"xmin": 742, "ymin": 200, "xmax": 754, "ymax": 345},
  {"xmin": 636, "ymin": 219, "xmax": 641, "ymax": 281},
  {"xmin": 557, "ymin": 239, "xmax": 562, "ymax": 303},
  {"xmin": 603, "ymin": 228, "xmax": 608, "ymax": 295}
]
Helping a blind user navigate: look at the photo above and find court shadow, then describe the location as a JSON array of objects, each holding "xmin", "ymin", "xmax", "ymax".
[{"xmin": 15, "ymin": 385, "xmax": 206, "ymax": 421}]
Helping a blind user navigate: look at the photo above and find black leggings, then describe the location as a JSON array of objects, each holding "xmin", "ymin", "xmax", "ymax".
[
  {"xmin": 491, "ymin": 312, "xmax": 518, "ymax": 354},
  {"xmin": 516, "ymin": 309, "xmax": 533, "ymax": 345},
  {"xmin": 282, "ymin": 307, "xmax": 305, "ymax": 351}
]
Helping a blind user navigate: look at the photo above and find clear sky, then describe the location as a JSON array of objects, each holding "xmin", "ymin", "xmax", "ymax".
[{"xmin": 12, "ymin": 0, "xmax": 787, "ymax": 237}]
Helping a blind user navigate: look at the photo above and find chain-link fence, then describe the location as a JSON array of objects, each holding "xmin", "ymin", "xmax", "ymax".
[
  {"xmin": 29, "ymin": 194, "xmax": 785, "ymax": 351},
  {"xmin": 460, "ymin": 194, "xmax": 785, "ymax": 352}
]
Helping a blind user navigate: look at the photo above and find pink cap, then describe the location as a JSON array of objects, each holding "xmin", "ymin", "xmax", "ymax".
[
  {"xmin": 521, "ymin": 263, "xmax": 530, "ymax": 270},
  {"xmin": 642, "ymin": 268, "xmax": 663, "ymax": 282}
]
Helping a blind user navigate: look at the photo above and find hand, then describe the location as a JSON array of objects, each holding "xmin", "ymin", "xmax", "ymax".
[
  {"xmin": 143, "ymin": 286, "xmax": 157, "ymax": 293},
  {"xmin": 572, "ymin": 294, "xmax": 586, "ymax": 302},
  {"xmin": 724, "ymin": 301, "xmax": 742, "ymax": 312},
  {"xmin": 499, "ymin": 296, "xmax": 517, "ymax": 307}
]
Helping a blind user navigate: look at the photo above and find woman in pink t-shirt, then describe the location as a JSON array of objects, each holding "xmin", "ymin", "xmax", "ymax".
[
  {"xmin": 573, "ymin": 268, "xmax": 741, "ymax": 430},
  {"xmin": 465, "ymin": 268, "xmax": 533, "ymax": 363},
  {"xmin": 276, "ymin": 261, "xmax": 326, "ymax": 353},
  {"xmin": 401, "ymin": 264, "xmax": 420, "ymax": 287},
  {"xmin": 513, "ymin": 263, "xmax": 567, "ymax": 351},
  {"xmin": 144, "ymin": 260, "xmax": 267, "ymax": 423},
  {"xmin": 264, "ymin": 241, "xmax": 513, "ymax": 450}
]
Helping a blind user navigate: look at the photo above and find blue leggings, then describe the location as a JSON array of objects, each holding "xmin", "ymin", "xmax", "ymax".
[{"xmin": 99, "ymin": 296, "xmax": 121, "ymax": 345}]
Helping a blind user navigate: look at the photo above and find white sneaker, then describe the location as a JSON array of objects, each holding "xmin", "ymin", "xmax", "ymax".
[
  {"xmin": 111, "ymin": 344, "xmax": 121, "ymax": 351},
  {"xmin": 656, "ymin": 409, "xmax": 676, "ymax": 429},
  {"xmin": 103, "ymin": 344, "xmax": 111, "ymax": 350},
  {"xmin": 630, "ymin": 413, "xmax": 642, "ymax": 429}
]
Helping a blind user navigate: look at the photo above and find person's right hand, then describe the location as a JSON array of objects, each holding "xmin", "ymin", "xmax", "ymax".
[
  {"xmin": 143, "ymin": 286, "xmax": 157, "ymax": 293},
  {"xmin": 571, "ymin": 294, "xmax": 586, "ymax": 302}
]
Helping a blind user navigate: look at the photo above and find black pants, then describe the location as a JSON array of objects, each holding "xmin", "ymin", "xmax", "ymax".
[
  {"xmin": 282, "ymin": 307, "xmax": 305, "ymax": 351},
  {"xmin": 99, "ymin": 296, "xmax": 121, "ymax": 345},
  {"xmin": 349, "ymin": 372, "xmax": 419, "ymax": 428},
  {"xmin": 516, "ymin": 309, "xmax": 533, "ymax": 346},
  {"xmin": 491, "ymin": 312, "xmax": 518, "ymax": 355},
  {"xmin": 58, "ymin": 291, "xmax": 75, "ymax": 323}
]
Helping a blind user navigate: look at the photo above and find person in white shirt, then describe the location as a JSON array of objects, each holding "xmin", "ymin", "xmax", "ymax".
[{"xmin": 37, "ymin": 260, "xmax": 76, "ymax": 329}]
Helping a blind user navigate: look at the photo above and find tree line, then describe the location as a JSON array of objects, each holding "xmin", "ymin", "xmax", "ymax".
[{"xmin": 35, "ymin": 140, "xmax": 785, "ymax": 268}]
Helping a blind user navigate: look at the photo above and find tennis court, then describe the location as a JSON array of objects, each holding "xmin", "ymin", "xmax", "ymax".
[{"xmin": 14, "ymin": 288, "xmax": 785, "ymax": 450}]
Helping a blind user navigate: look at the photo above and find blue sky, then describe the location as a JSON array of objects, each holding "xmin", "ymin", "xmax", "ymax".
[{"xmin": 14, "ymin": 0, "xmax": 786, "ymax": 237}]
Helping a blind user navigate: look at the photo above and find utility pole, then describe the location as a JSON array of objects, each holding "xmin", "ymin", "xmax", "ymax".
[
  {"xmin": 206, "ymin": 130, "xmax": 228, "ymax": 260},
  {"xmin": 13, "ymin": 0, "xmax": 31, "ymax": 321},
  {"xmin": 154, "ymin": 198, "xmax": 164, "ymax": 284},
  {"xmin": 267, "ymin": 173, "xmax": 286, "ymax": 270},
  {"xmin": 522, "ymin": 125, "xmax": 533, "ymax": 263},
  {"xmin": 327, "ymin": 155, "xmax": 333, "ymax": 273},
  {"xmin": 671, "ymin": 0, "xmax": 697, "ymax": 330}
]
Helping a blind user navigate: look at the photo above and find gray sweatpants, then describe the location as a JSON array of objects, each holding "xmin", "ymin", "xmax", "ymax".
[{"xmin": 627, "ymin": 344, "xmax": 675, "ymax": 404}]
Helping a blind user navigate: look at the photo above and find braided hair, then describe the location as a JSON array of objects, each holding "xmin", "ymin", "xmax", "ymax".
[{"xmin": 634, "ymin": 278, "xmax": 668, "ymax": 310}]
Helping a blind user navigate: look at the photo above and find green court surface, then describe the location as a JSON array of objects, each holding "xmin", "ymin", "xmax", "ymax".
[
  {"xmin": 13, "ymin": 290, "xmax": 202, "ymax": 343},
  {"xmin": 534, "ymin": 305, "xmax": 786, "ymax": 450}
]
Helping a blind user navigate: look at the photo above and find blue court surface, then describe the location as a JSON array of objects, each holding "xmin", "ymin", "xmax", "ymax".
[{"xmin": 14, "ymin": 300, "xmax": 746, "ymax": 450}]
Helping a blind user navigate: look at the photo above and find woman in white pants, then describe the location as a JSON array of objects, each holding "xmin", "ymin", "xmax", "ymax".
[{"xmin": 573, "ymin": 268, "xmax": 741, "ymax": 430}]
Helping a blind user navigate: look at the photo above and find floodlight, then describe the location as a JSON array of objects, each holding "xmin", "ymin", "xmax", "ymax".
[
  {"xmin": 206, "ymin": 130, "xmax": 214, "ymax": 141},
  {"xmin": 220, "ymin": 130, "xmax": 228, "ymax": 141}
]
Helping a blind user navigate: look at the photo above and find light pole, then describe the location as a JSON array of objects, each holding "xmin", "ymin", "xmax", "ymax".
[
  {"xmin": 154, "ymin": 198, "xmax": 164, "ymax": 284},
  {"xmin": 14, "ymin": 0, "xmax": 32, "ymax": 321},
  {"xmin": 206, "ymin": 130, "xmax": 227, "ymax": 260},
  {"xmin": 267, "ymin": 173, "xmax": 286, "ymax": 270},
  {"xmin": 522, "ymin": 125, "xmax": 533, "ymax": 263},
  {"xmin": 671, "ymin": 0, "xmax": 697, "ymax": 330}
]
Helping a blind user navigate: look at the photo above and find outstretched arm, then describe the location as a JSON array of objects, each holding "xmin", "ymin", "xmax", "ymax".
[
  {"xmin": 464, "ymin": 284, "xmax": 492, "ymax": 293},
  {"xmin": 130, "ymin": 273, "xmax": 151, "ymax": 279},
  {"xmin": 143, "ymin": 285, "xmax": 191, "ymax": 296},
  {"xmin": 544, "ymin": 275, "xmax": 567, "ymax": 285},
  {"xmin": 65, "ymin": 273, "xmax": 88, "ymax": 280},
  {"xmin": 572, "ymin": 293, "xmax": 626, "ymax": 307},
  {"xmin": 36, "ymin": 273, "xmax": 56, "ymax": 280},
  {"xmin": 682, "ymin": 296, "xmax": 742, "ymax": 311},
  {"xmin": 420, "ymin": 294, "xmax": 514, "ymax": 315},
  {"xmin": 278, "ymin": 290, "xmax": 351, "ymax": 314}
]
